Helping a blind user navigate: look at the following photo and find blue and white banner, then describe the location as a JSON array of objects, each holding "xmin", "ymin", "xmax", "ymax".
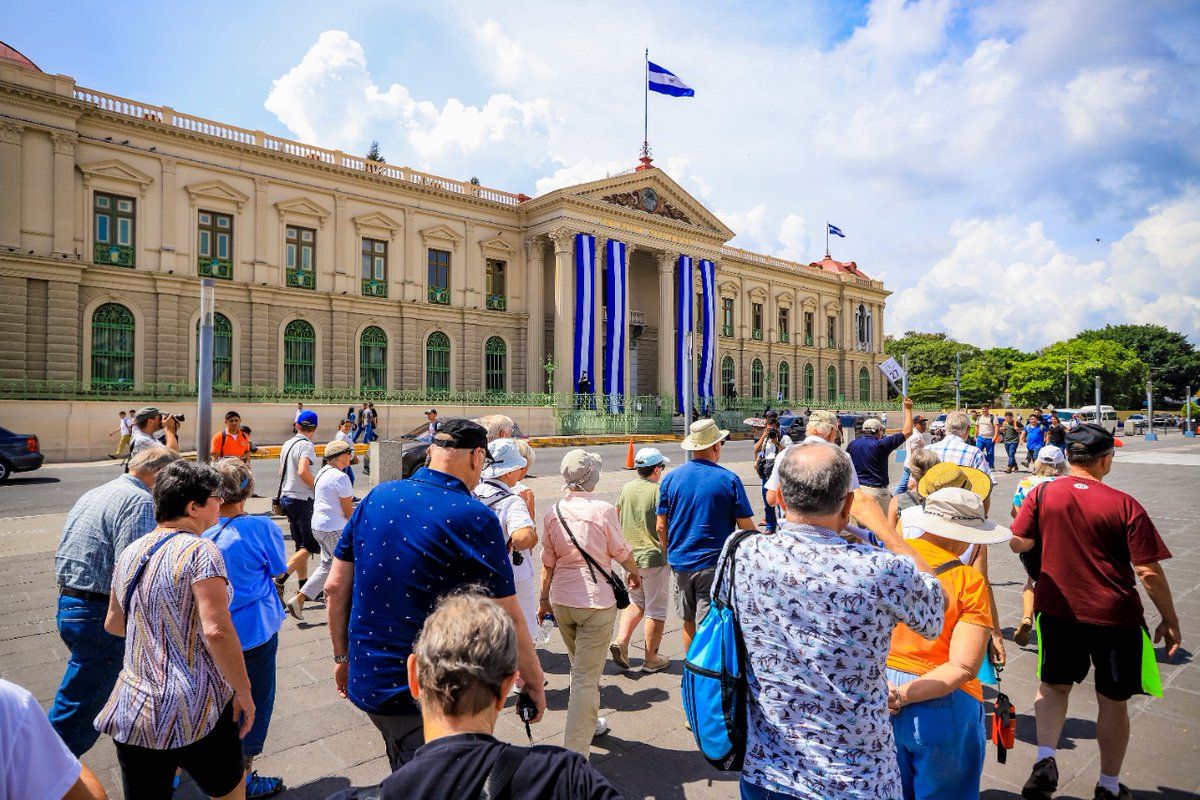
[
  {"xmin": 697, "ymin": 259, "xmax": 716, "ymax": 405},
  {"xmin": 604, "ymin": 239, "xmax": 627, "ymax": 411},
  {"xmin": 648, "ymin": 61, "xmax": 695, "ymax": 97},
  {"xmin": 675, "ymin": 255, "xmax": 694, "ymax": 413},
  {"xmin": 573, "ymin": 234, "xmax": 596, "ymax": 396},
  {"xmin": 827, "ymin": 222, "xmax": 846, "ymax": 238}
]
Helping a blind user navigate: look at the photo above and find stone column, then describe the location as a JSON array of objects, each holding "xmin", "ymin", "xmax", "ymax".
[
  {"xmin": 253, "ymin": 178, "xmax": 270, "ymax": 283},
  {"xmin": 524, "ymin": 236, "xmax": 545, "ymax": 393},
  {"xmin": 50, "ymin": 132, "xmax": 76, "ymax": 256},
  {"xmin": 160, "ymin": 158, "xmax": 177, "ymax": 273},
  {"xmin": 249, "ymin": 290, "xmax": 272, "ymax": 383},
  {"xmin": 656, "ymin": 251, "xmax": 676, "ymax": 399},
  {"xmin": 549, "ymin": 228, "xmax": 575, "ymax": 396},
  {"xmin": 403, "ymin": 209, "xmax": 418, "ymax": 302},
  {"xmin": 155, "ymin": 288, "xmax": 181, "ymax": 382},
  {"xmin": 330, "ymin": 296, "xmax": 353, "ymax": 388},
  {"xmin": 45, "ymin": 280, "xmax": 80, "ymax": 381},
  {"xmin": 333, "ymin": 192, "xmax": 350, "ymax": 294},
  {"xmin": 463, "ymin": 221, "xmax": 477, "ymax": 309},
  {"xmin": 0, "ymin": 122, "xmax": 23, "ymax": 249}
]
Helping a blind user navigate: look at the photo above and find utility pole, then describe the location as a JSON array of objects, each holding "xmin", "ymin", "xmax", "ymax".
[
  {"xmin": 1186, "ymin": 384, "xmax": 1195, "ymax": 438},
  {"xmin": 1145, "ymin": 377, "xmax": 1157, "ymax": 442},
  {"xmin": 1094, "ymin": 375, "xmax": 1101, "ymax": 421},
  {"xmin": 1065, "ymin": 351, "xmax": 1071, "ymax": 407},
  {"xmin": 955, "ymin": 351, "xmax": 962, "ymax": 410},
  {"xmin": 196, "ymin": 278, "xmax": 216, "ymax": 461}
]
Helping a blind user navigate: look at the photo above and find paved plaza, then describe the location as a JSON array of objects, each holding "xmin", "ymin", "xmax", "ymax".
[{"xmin": 1, "ymin": 435, "xmax": 1198, "ymax": 799}]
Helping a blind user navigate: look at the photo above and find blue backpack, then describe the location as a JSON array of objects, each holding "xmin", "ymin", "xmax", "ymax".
[{"xmin": 681, "ymin": 529, "xmax": 758, "ymax": 771}]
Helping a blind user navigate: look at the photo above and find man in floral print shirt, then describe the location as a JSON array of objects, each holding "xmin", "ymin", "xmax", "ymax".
[{"xmin": 728, "ymin": 441, "xmax": 946, "ymax": 800}]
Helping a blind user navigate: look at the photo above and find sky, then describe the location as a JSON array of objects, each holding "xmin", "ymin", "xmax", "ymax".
[{"xmin": 7, "ymin": 0, "xmax": 1200, "ymax": 350}]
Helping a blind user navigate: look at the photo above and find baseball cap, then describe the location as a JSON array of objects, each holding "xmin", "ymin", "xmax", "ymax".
[
  {"xmin": 808, "ymin": 410, "xmax": 839, "ymax": 428},
  {"xmin": 913, "ymin": 415, "xmax": 928, "ymax": 424},
  {"xmin": 431, "ymin": 418, "xmax": 489, "ymax": 451},
  {"xmin": 1065, "ymin": 422, "xmax": 1123, "ymax": 456},
  {"xmin": 1036, "ymin": 445, "xmax": 1065, "ymax": 465},
  {"xmin": 862, "ymin": 418, "xmax": 884, "ymax": 433},
  {"xmin": 134, "ymin": 406, "xmax": 161, "ymax": 425},
  {"xmin": 296, "ymin": 410, "xmax": 318, "ymax": 428},
  {"xmin": 425, "ymin": 408, "xmax": 437, "ymax": 415},
  {"xmin": 634, "ymin": 447, "xmax": 671, "ymax": 468}
]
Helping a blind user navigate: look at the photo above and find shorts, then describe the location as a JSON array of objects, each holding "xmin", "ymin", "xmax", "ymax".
[
  {"xmin": 630, "ymin": 565, "xmax": 671, "ymax": 621},
  {"xmin": 673, "ymin": 567, "xmax": 715, "ymax": 623},
  {"xmin": 114, "ymin": 701, "xmax": 244, "ymax": 799},
  {"xmin": 1036, "ymin": 613, "xmax": 1160, "ymax": 701},
  {"xmin": 280, "ymin": 495, "xmax": 319, "ymax": 553}
]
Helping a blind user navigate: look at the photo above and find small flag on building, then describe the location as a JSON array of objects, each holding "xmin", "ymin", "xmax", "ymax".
[
  {"xmin": 648, "ymin": 61, "xmax": 694, "ymax": 97},
  {"xmin": 827, "ymin": 223, "xmax": 846, "ymax": 238}
]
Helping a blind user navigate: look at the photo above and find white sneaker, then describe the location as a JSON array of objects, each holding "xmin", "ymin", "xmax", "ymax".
[
  {"xmin": 593, "ymin": 716, "xmax": 609, "ymax": 738},
  {"xmin": 285, "ymin": 593, "xmax": 305, "ymax": 621}
]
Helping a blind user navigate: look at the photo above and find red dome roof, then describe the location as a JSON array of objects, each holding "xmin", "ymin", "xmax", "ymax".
[
  {"xmin": 810, "ymin": 256, "xmax": 870, "ymax": 279},
  {"xmin": 0, "ymin": 42, "xmax": 42, "ymax": 72}
]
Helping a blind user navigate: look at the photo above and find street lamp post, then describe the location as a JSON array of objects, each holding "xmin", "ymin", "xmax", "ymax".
[
  {"xmin": 1186, "ymin": 384, "xmax": 1195, "ymax": 438},
  {"xmin": 197, "ymin": 278, "xmax": 216, "ymax": 461},
  {"xmin": 1145, "ymin": 378, "xmax": 1157, "ymax": 442},
  {"xmin": 955, "ymin": 351, "xmax": 962, "ymax": 411}
]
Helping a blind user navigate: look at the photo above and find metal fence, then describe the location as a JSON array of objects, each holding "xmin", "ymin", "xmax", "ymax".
[{"xmin": 554, "ymin": 395, "xmax": 675, "ymax": 435}]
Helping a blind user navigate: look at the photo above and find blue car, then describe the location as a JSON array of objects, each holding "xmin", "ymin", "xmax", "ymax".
[{"xmin": 0, "ymin": 425, "xmax": 44, "ymax": 482}]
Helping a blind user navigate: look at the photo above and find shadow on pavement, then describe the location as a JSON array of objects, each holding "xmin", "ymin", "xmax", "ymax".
[
  {"xmin": 593, "ymin": 733, "xmax": 738, "ymax": 800},
  {"xmin": 1, "ymin": 476, "xmax": 60, "ymax": 487},
  {"xmin": 1015, "ymin": 714, "xmax": 1095, "ymax": 749}
]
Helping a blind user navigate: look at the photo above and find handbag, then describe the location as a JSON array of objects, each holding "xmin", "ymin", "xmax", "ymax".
[
  {"xmin": 552, "ymin": 502, "xmax": 630, "ymax": 609},
  {"xmin": 272, "ymin": 439, "xmax": 300, "ymax": 517}
]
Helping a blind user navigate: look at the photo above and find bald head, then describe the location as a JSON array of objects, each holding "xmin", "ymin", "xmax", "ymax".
[
  {"xmin": 428, "ymin": 442, "xmax": 486, "ymax": 488},
  {"xmin": 777, "ymin": 441, "xmax": 854, "ymax": 518}
]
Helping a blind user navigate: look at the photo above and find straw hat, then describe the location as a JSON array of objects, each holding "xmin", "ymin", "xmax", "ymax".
[
  {"xmin": 918, "ymin": 462, "xmax": 992, "ymax": 500},
  {"xmin": 680, "ymin": 418, "xmax": 730, "ymax": 451},
  {"xmin": 323, "ymin": 440, "xmax": 353, "ymax": 460},
  {"xmin": 907, "ymin": 487, "xmax": 1012, "ymax": 545}
]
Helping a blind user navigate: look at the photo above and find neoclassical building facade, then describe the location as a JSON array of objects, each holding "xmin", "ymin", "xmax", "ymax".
[{"xmin": 0, "ymin": 50, "xmax": 891, "ymax": 413}]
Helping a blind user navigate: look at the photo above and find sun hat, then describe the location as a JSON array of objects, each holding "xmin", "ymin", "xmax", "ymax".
[
  {"xmin": 908, "ymin": 487, "xmax": 1012, "ymax": 545},
  {"xmin": 862, "ymin": 418, "xmax": 884, "ymax": 433},
  {"xmin": 482, "ymin": 438, "xmax": 527, "ymax": 479},
  {"xmin": 680, "ymin": 418, "xmax": 730, "ymax": 451},
  {"xmin": 561, "ymin": 449, "xmax": 602, "ymax": 492},
  {"xmin": 918, "ymin": 462, "xmax": 992, "ymax": 500},
  {"xmin": 1036, "ymin": 445, "xmax": 1066, "ymax": 465},
  {"xmin": 634, "ymin": 447, "xmax": 671, "ymax": 468},
  {"xmin": 323, "ymin": 440, "xmax": 353, "ymax": 460},
  {"xmin": 1065, "ymin": 422, "xmax": 1123, "ymax": 456},
  {"xmin": 296, "ymin": 410, "xmax": 319, "ymax": 428}
]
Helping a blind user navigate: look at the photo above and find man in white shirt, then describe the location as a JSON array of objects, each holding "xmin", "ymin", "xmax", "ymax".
[
  {"xmin": 1, "ymin": 677, "xmax": 106, "ymax": 800},
  {"xmin": 975, "ymin": 405, "xmax": 998, "ymax": 470},
  {"xmin": 107, "ymin": 410, "xmax": 134, "ymax": 459},
  {"xmin": 275, "ymin": 410, "xmax": 319, "ymax": 597},
  {"xmin": 895, "ymin": 414, "xmax": 931, "ymax": 495}
]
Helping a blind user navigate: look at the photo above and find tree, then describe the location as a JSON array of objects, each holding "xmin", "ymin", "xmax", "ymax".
[
  {"xmin": 885, "ymin": 332, "xmax": 983, "ymax": 406},
  {"xmin": 1077, "ymin": 324, "xmax": 1200, "ymax": 406},
  {"xmin": 1007, "ymin": 339, "xmax": 1147, "ymax": 409},
  {"xmin": 365, "ymin": 141, "xmax": 385, "ymax": 163}
]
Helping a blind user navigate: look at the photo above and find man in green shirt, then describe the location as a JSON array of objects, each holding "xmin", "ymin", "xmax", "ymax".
[{"xmin": 610, "ymin": 448, "xmax": 672, "ymax": 674}]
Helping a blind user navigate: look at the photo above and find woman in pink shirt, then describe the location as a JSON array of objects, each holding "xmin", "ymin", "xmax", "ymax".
[{"xmin": 539, "ymin": 449, "xmax": 642, "ymax": 755}]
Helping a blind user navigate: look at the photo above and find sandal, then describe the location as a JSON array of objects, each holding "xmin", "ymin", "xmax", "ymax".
[{"xmin": 1014, "ymin": 616, "xmax": 1034, "ymax": 647}]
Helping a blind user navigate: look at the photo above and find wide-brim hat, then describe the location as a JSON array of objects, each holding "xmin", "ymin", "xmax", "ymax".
[
  {"xmin": 482, "ymin": 437, "xmax": 527, "ymax": 479},
  {"xmin": 918, "ymin": 462, "xmax": 992, "ymax": 500},
  {"xmin": 908, "ymin": 487, "xmax": 1012, "ymax": 545},
  {"xmin": 323, "ymin": 440, "xmax": 353, "ymax": 459},
  {"xmin": 681, "ymin": 418, "xmax": 730, "ymax": 451}
]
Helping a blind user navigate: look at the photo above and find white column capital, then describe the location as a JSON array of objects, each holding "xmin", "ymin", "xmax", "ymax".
[
  {"xmin": 0, "ymin": 121, "xmax": 24, "ymax": 146},
  {"xmin": 524, "ymin": 235, "xmax": 545, "ymax": 262},
  {"xmin": 50, "ymin": 131, "xmax": 76, "ymax": 156},
  {"xmin": 657, "ymin": 251, "xmax": 678, "ymax": 273},
  {"xmin": 548, "ymin": 227, "xmax": 574, "ymax": 254}
]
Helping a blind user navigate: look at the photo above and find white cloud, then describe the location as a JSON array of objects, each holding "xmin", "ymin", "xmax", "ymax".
[{"xmin": 472, "ymin": 19, "xmax": 553, "ymax": 86}]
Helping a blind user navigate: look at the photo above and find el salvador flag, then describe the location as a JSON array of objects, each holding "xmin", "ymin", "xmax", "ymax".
[
  {"xmin": 828, "ymin": 223, "xmax": 846, "ymax": 238},
  {"xmin": 648, "ymin": 61, "xmax": 694, "ymax": 97}
]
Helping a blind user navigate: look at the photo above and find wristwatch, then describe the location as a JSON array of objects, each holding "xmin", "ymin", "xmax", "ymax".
[{"xmin": 333, "ymin": 654, "xmax": 349, "ymax": 664}]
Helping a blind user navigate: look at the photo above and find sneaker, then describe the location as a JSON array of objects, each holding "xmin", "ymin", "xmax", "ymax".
[
  {"xmin": 1022, "ymin": 757, "xmax": 1059, "ymax": 800},
  {"xmin": 609, "ymin": 641, "xmax": 630, "ymax": 670},
  {"xmin": 641, "ymin": 656, "xmax": 671, "ymax": 674},
  {"xmin": 1015, "ymin": 617, "xmax": 1034, "ymax": 647},
  {"xmin": 285, "ymin": 593, "xmax": 305, "ymax": 621},
  {"xmin": 1093, "ymin": 784, "xmax": 1133, "ymax": 800},
  {"xmin": 245, "ymin": 771, "xmax": 284, "ymax": 799},
  {"xmin": 593, "ymin": 716, "xmax": 610, "ymax": 738}
]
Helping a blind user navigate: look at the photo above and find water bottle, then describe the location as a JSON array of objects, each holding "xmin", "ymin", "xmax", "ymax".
[{"xmin": 534, "ymin": 613, "xmax": 555, "ymax": 646}]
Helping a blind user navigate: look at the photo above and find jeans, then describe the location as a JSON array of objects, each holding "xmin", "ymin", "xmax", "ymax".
[
  {"xmin": 760, "ymin": 485, "xmax": 777, "ymax": 532},
  {"xmin": 49, "ymin": 594, "xmax": 127, "ymax": 756},
  {"xmin": 889, "ymin": 683, "xmax": 986, "ymax": 800},
  {"xmin": 1004, "ymin": 441, "xmax": 1019, "ymax": 469},
  {"xmin": 894, "ymin": 466, "xmax": 912, "ymax": 496},
  {"xmin": 344, "ymin": 464, "xmax": 355, "ymax": 485},
  {"xmin": 242, "ymin": 633, "xmax": 278, "ymax": 758},
  {"xmin": 975, "ymin": 436, "xmax": 996, "ymax": 469},
  {"xmin": 741, "ymin": 777, "xmax": 801, "ymax": 799}
]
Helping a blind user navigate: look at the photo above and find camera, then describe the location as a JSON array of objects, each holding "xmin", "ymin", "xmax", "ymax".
[
  {"xmin": 766, "ymin": 428, "xmax": 779, "ymax": 440},
  {"xmin": 161, "ymin": 412, "xmax": 185, "ymax": 423},
  {"xmin": 516, "ymin": 691, "xmax": 538, "ymax": 724}
]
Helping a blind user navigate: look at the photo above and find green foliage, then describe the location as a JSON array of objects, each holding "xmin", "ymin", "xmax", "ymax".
[
  {"xmin": 365, "ymin": 141, "xmax": 385, "ymax": 163},
  {"xmin": 1077, "ymin": 324, "xmax": 1200, "ymax": 406},
  {"xmin": 1007, "ymin": 339, "xmax": 1147, "ymax": 408}
]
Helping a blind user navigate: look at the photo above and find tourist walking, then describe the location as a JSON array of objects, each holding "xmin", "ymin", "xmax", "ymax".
[
  {"xmin": 656, "ymin": 419, "xmax": 755, "ymax": 652},
  {"xmin": 1009, "ymin": 445, "xmax": 1067, "ymax": 648},
  {"xmin": 610, "ymin": 447, "xmax": 672, "ymax": 674},
  {"xmin": 353, "ymin": 403, "xmax": 369, "ymax": 442},
  {"xmin": 335, "ymin": 418, "xmax": 357, "ymax": 484},
  {"xmin": 1022, "ymin": 415, "xmax": 1046, "ymax": 467},
  {"xmin": 211, "ymin": 410, "xmax": 252, "ymax": 463},
  {"xmin": 539, "ymin": 449, "xmax": 642, "ymax": 752},
  {"xmin": 974, "ymin": 405, "xmax": 998, "ymax": 469},
  {"xmin": 887, "ymin": 488, "xmax": 1012, "ymax": 800},
  {"xmin": 96, "ymin": 460, "xmax": 255, "ymax": 800},
  {"xmin": 50, "ymin": 447, "xmax": 181, "ymax": 756},
  {"xmin": 729, "ymin": 441, "xmax": 944, "ymax": 799},
  {"xmin": 475, "ymin": 438, "xmax": 538, "ymax": 639},
  {"xmin": 847, "ymin": 398, "xmax": 914, "ymax": 517},
  {"xmin": 423, "ymin": 408, "xmax": 439, "ymax": 441},
  {"xmin": 1000, "ymin": 411, "xmax": 1022, "ymax": 473},
  {"xmin": 1010, "ymin": 424, "xmax": 1180, "ymax": 800},
  {"xmin": 204, "ymin": 458, "xmax": 288, "ymax": 799},
  {"xmin": 108, "ymin": 409, "xmax": 133, "ymax": 459},
  {"xmin": 324, "ymin": 419, "xmax": 545, "ymax": 770},
  {"xmin": 927, "ymin": 411, "xmax": 993, "ymax": 499},
  {"xmin": 1046, "ymin": 414, "xmax": 1067, "ymax": 451},
  {"xmin": 274, "ymin": 410, "xmax": 319, "ymax": 597},
  {"xmin": 284, "ymin": 440, "xmax": 354, "ymax": 622},
  {"xmin": 894, "ymin": 413, "xmax": 930, "ymax": 495}
]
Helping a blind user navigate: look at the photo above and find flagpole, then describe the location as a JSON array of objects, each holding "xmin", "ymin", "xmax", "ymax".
[
  {"xmin": 825, "ymin": 221, "xmax": 830, "ymax": 259},
  {"xmin": 642, "ymin": 48, "xmax": 649, "ymax": 159}
]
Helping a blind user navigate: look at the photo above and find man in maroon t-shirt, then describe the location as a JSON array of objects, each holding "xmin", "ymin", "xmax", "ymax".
[{"xmin": 1010, "ymin": 423, "xmax": 1181, "ymax": 800}]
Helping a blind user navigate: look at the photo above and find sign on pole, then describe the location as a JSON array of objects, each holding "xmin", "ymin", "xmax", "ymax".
[{"xmin": 878, "ymin": 357, "xmax": 906, "ymax": 395}]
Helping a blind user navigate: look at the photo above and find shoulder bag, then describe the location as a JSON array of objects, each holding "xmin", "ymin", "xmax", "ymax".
[
  {"xmin": 121, "ymin": 530, "xmax": 187, "ymax": 614},
  {"xmin": 272, "ymin": 439, "xmax": 300, "ymax": 517},
  {"xmin": 552, "ymin": 502, "xmax": 630, "ymax": 609}
]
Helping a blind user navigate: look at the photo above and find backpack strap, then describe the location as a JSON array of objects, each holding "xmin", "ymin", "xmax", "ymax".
[
  {"xmin": 122, "ymin": 531, "xmax": 187, "ymax": 613},
  {"xmin": 712, "ymin": 529, "xmax": 759, "ymax": 610},
  {"xmin": 275, "ymin": 439, "xmax": 300, "ymax": 501},
  {"xmin": 933, "ymin": 559, "xmax": 964, "ymax": 576},
  {"xmin": 480, "ymin": 744, "xmax": 530, "ymax": 800}
]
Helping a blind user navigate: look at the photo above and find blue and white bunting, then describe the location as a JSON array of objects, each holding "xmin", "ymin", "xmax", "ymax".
[
  {"xmin": 827, "ymin": 223, "xmax": 846, "ymax": 238},
  {"xmin": 648, "ymin": 61, "xmax": 695, "ymax": 97},
  {"xmin": 604, "ymin": 239, "xmax": 628, "ymax": 411},
  {"xmin": 698, "ymin": 259, "xmax": 716, "ymax": 405},
  {"xmin": 573, "ymin": 234, "xmax": 596, "ymax": 397},
  {"xmin": 675, "ymin": 255, "xmax": 694, "ymax": 413}
]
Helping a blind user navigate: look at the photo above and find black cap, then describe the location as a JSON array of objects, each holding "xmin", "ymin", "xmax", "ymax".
[
  {"xmin": 1065, "ymin": 422, "xmax": 1123, "ymax": 456},
  {"xmin": 764, "ymin": 410, "xmax": 779, "ymax": 420},
  {"xmin": 431, "ymin": 419, "xmax": 489, "ymax": 451}
]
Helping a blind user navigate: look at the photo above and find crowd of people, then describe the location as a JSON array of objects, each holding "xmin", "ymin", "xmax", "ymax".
[{"xmin": 7, "ymin": 397, "xmax": 1183, "ymax": 800}]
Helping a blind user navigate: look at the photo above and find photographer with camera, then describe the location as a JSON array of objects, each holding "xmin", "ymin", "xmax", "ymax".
[
  {"xmin": 129, "ymin": 406, "xmax": 181, "ymax": 456},
  {"xmin": 475, "ymin": 438, "xmax": 539, "ymax": 642},
  {"xmin": 753, "ymin": 411, "xmax": 793, "ymax": 533}
]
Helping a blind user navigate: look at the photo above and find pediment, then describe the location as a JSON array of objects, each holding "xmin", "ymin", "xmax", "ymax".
[
  {"xmin": 747, "ymin": 286, "xmax": 768, "ymax": 302},
  {"xmin": 824, "ymin": 301, "xmax": 841, "ymax": 314},
  {"xmin": 353, "ymin": 211, "xmax": 402, "ymax": 233},
  {"xmin": 79, "ymin": 159, "xmax": 154, "ymax": 192},
  {"xmin": 718, "ymin": 279, "xmax": 739, "ymax": 296},
  {"xmin": 185, "ymin": 179, "xmax": 250, "ymax": 209},
  {"xmin": 478, "ymin": 236, "xmax": 515, "ymax": 255},
  {"xmin": 420, "ymin": 224, "xmax": 463, "ymax": 249},
  {"xmin": 775, "ymin": 291, "xmax": 794, "ymax": 306},
  {"xmin": 275, "ymin": 197, "xmax": 331, "ymax": 225}
]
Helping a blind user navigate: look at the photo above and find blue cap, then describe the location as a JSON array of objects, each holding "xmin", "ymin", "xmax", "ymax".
[
  {"xmin": 634, "ymin": 447, "xmax": 671, "ymax": 468},
  {"xmin": 296, "ymin": 410, "xmax": 319, "ymax": 428}
]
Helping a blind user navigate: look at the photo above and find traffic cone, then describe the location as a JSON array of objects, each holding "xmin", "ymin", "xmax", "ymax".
[{"xmin": 625, "ymin": 438, "xmax": 636, "ymax": 470}]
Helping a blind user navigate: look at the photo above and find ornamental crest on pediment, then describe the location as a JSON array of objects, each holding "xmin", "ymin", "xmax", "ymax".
[{"xmin": 600, "ymin": 187, "xmax": 692, "ymax": 225}]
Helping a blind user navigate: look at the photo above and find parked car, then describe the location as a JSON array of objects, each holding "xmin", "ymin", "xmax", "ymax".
[
  {"xmin": 1056, "ymin": 406, "xmax": 1118, "ymax": 435},
  {"xmin": 1153, "ymin": 415, "xmax": 1177, "ymax": 428},
  {"xmin": 1124, "ymin": 414, "xmax": 1148, "ymax": 435},
  {"xmin": 0, "ymin": 426, "xmax": 43, "ymax": 482}
]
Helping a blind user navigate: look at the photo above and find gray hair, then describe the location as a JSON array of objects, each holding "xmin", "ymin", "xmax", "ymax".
[
  {"xmin": 515, "ymin": 438, "xmax": 535, "ymax": 470},
  {"xmin": 127, "ymin": 446, "xmax": 181, "ymax": 477},
  {"xmin": 476, "ymin": 414, "xmax": 515, "ymax": 442},
  {"xmin": 806, "ymin": 417, "xmax": 836, "ymax": 438},
  {"xmin": 211, "ymin": 457, "xmax": 254, "ymax": 504},
  {"xmin": 1032, "ymin": 460, "xmax": 1067, "ymax": 477},
  {"xmin": 413, "ymin": 591, "xmax": 517, "ymax": 717},
  {"xmin": 945, "ymin": 410, "xmax": 970, "ymax": 436},
  {"xmin": 777, "ymin": 440, "xmax": 853, "ymax": 516},
  {"xmin": 909, "ymin": 449, "xmax": 941, "ymax": 486}
]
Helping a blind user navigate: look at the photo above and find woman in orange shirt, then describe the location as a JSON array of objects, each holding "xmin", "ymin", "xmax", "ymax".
[{"xmin": 885, "ymin": 487, "xmax": 1012, "ymax": 800}]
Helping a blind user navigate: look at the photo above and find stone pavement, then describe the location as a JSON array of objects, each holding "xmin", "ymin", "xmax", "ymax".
[{"xmin": 1, "ymin": 436, "xmax": 1198, "ymax": 799}]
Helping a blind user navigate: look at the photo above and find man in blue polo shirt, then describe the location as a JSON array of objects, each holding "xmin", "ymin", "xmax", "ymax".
[
  {"xmin": 657, "ymin": 419, "xmax": 755, "ymax": 651},
  {"xmin": 324, "ymin": 419, "xmax": 546, "ymax": 770},
  {"xmin": 846, "ymin": 397, "xmax": 914, "ymax": 517}
]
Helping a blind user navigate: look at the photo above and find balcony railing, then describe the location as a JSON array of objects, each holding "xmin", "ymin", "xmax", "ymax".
[
  {"xmin": 779, "ymin": 332, "xmax": 789, "ymax": 343},
  {"xmin": 199, "ymin": 257, "xmax": 233, "ymax": 280},
  {"xmin": 805, "ymin": 335, "xmax": 814, "ymax": 346},
  {"xmin": 428, "ymin": 286, "xmax": 450, "ymax": 304},
  {"xmin": 721, "ymin": 324, "xmax": 734, "ymax": 337},
  {"xmin": 828, "ymin": 337, "xmax": 836, "ymax": 348},
  {"xmin": 752, "ymin": 329, "xmax": 763, "ymax": 341},
  {"xmin": 94, "ymin": 243, "xmax": 135, "ymax": 267},
  {"xmin": 286, "ymin": 268, "xmax": 315, "ymax": 290},
  {"xmin": 486, "ymin": 293, "xmax": 507, "ymax": 311},
  {"xmin": 362, "ymin": 278, "xmax": 387, "ymax": 298}
]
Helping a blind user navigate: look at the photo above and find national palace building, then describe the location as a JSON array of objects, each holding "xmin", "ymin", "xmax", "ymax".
[{"xmin": 0, "ymin": 45, "xmax": 891, "ymax": 445}]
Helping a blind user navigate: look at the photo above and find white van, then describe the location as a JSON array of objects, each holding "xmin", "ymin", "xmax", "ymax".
[{"xmin": 1057, "ymin": 405, "xmax": 1118, "ymax": 435}]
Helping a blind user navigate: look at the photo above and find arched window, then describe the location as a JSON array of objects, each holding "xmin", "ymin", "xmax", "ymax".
[
  {"xmin": 195, "ymin": 312, "xmax": 233, "ymax": 388},
  {"xmin": 859, "ymin": 366, "xmax": 871, "ymax": 402},
  {"xmin": 803, "ymin": 363, "xmax": 814, "ymax": 402},
  {"xmin": 91, "ymin": 303, "xmax": 135, "ymax": 388},
  {"xmin": 751, "ymin": 358, "xmax": 764, "ymax": 400},
  {"xmin": 283, "ymin": 319, "xmax": 315, "ymax": 391},
  {"xmin": 721, "ymin": 355, "xmax": 735, "ymax": 397},
  {"xmin": 360, "ymin": 326, "xmax": 388, "ymax": 392},
  {"xmin": 778, "ymin": 361, "xmax": 790, "ymax": 402},
  {"xmin": 485, "ymin": 337, "xmax": 507, "ymax": 394},
  {"xmin": 827, "ymin": 365, "xmax": 838, "ymax": 403},
  {"xmin": 426, "ymin": 331, "xmax": 451, "ymax": 392}
]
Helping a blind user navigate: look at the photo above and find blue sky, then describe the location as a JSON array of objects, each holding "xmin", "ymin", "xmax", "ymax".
[{"xmin": 7, "ymin": 0, "xmax": 1200, "ymax": 348}]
